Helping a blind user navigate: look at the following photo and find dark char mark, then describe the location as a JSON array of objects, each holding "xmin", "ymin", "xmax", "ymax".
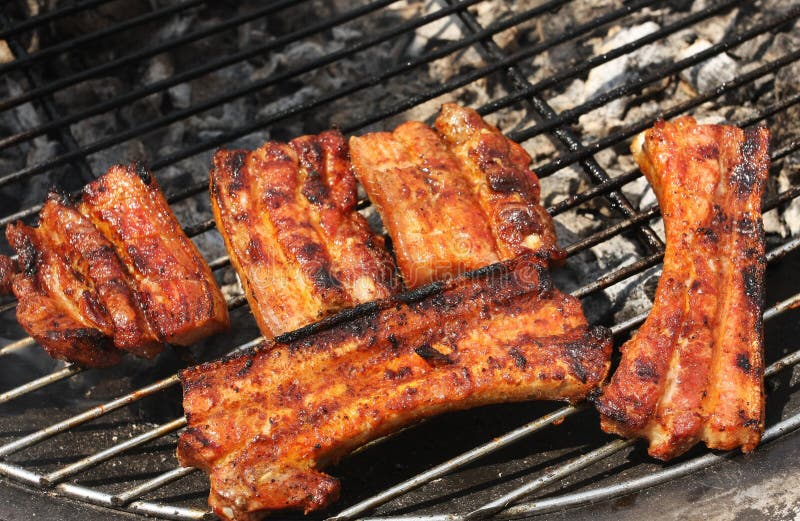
[
  {"xmin": 509, "ymin": 348, "xmax": 527, "ymax": 369},
  {"xmin": 414, "ymin": 343, "xmax": 454, "ymax": 367},
  {"xmin": 736, "ymin": 353, "xmax": 752, "ymax": 374},
  {"xmin": 634, "ymin": 358, "xmax": 658, "ymax": 382},
  {"xmin": 223, "ymin": 150, "xmax": 248, "ymax": 192},
  {"xmin": 133, "ymin": 162, "xmax": 152, "ymax": 185},
  {"xmin": 19, "ymin": 234, "xmax": 40, "ymax": 277},
  {"xmin": 730, "ymin": 128, "xmax": 766, "ymax": 198},
  {"xmin": 237, "ymin": 357, "xmax": 254, "ymax": 377},
  {"xmin": 742, "ymin": 265, "xmax": 762, "ymax": 305}
]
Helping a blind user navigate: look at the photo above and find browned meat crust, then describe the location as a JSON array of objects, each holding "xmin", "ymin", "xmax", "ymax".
[
  {"xmin": 178, "ymin": 254, "xmax": 612, "ymax": 521},
  {"xmin": 350, "ymin": 121, "xmax": 500, "ymax": 287},
  {"xmin": 350, "ymin": 104, "xmax": 563, "ymax": 288},
  {"xmin": 594, "ymin": 116, "xmax": 769, "ymax": 459},
  {"xmin": 80, "ymin": 163, "xmax": 229, "ymax": 346},
  {"xmin": 5, "ymin": 163, "xmax": 229, "ymax": 366},
  {"xmin": 0, "ymin": 254, "xmax": 16, "ymax": 295},
  {"xmin": 39, "ymin": 195, "xmax": 162, "ymax": 358},
  {"xmin": 435, "ymin": 104, "xmax": 565, "ymax": 263},
  {"xmin": 210, "ymin": 131, "xmax": 399, "ymax": 339},
  {"xmin": 7, "ymin": 217, "xmax": 121, "ymax": 367}
]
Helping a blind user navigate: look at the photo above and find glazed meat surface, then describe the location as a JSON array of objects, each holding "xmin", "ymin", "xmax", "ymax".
[
  {"xmin": 6, "ymin": 164, "xmax": 229, "ymax": 366},
  {"xmin": 178, "ymin": 254, "xmax": 612, "ymax": 521},
  {"xmin": 435, "ymin": 104, "xmax": 564, "ymax": 262},
  {"xmin": 350, "ymin": 104, "xmax": 563, "ymax": 287},
  {"xmin": 594, "ymin": 116, "xmax": 769, "ymax": 459},
  {"xmin": 39, "ymin": 196, "xmax": 162, "ymax": 358},
  {"xmin": 210, "ymin": 130, "xmax": 399, "ymax": 339},
  {"xmin": 7, "ymin": 215, "xmax": 122, "ymax": 367},
  {"xmin": 350, "ymin": 120, "xmax": 500, "ymax": 287},
  {"xmin": 80, "ymin": 163, "xmax": 229, "ymax": 346}
]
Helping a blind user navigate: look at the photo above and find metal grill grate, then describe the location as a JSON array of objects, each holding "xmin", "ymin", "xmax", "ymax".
[{"xmin": 0, "ymin": 1, "xmax": 799, "ymax": 520}]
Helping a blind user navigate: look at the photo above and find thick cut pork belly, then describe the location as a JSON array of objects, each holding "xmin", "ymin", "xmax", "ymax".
[
  {"xmin": 177, "ymin": 254, "xmax": 612, "ymax": 521},
  {"xmin": 7, "ymin": 217, "xmax": 121, "ymax": 367},
  {"xmin": 595, "ymin": 116, "xmax": 769, "ymax": 459},
  {"xmin": 350, "ymin": 104, "xmax": 563, "ymax": 288},
  {"xmin": 39, "ymin": 195, "xmax": 162, "ymax": 358},
  {"xmin": 210, "ymin": 131, "xmax": 399, "ymax": 339},
  {"xmin": 349, "ymin": 121, "xmax": 500, "ymax": 287},
  {"xmin": 435, "ymin": 104, "xmax": 564, "ymax": 262},
  {"xmin": 80, "ymin": 163, "xmax": 229, "ymax": 346}
]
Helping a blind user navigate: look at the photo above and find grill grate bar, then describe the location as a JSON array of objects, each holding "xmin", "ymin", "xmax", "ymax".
[
  {"xmin": 510, "ymin": 5, "xmax": 800, "ymax": 144},
  {"xmin": 111, "ymin": 466, "xmax": 199, "ymax": 507},
  {"xmin": 40, "ymin": 417, "xmax": 188, "ymax": 486},
  {"xmin": 327, "ymin": 405, "xmax": 585, "ymax": 521},
  {"xmin": 0, "ymin": 0, "xmax": 742, "ymax": 226},
  {"xmin": 2, "ymin": 13, "xmax": 95, "ymax": 183},
  {"xmin": 499, "ymin": 401, "xmax": 800, "ymax": 520},
  {"xmin": 0, "ymin": 0, "xmax": 204, "ymax": 77},
  {"xmin": 0, "ymin": 336, "xmax": 264, "ymax": 457},
  {"xmin": 0, "ymin": 365, "xmax": 82, "ymax": 405},
  {"xmin": 0, "ymin": 0, "xmax": 562, "ymax": 189},
  {"xmin": 0, "ymin": 0, "xmax": 402, "ymax": 152},
  {"xmin": 451, "ymin": 0, "xmax": 665, "ymax": 254},
  {"xmin": 0, "ymin": 0, "xmax": 306, "ymax": 114},
  {"xmin": 530, "ymin": 49, "xmax": 800, "ymax": 177},
  {"xmin": 0, "ymin": 336, "xmax": 35, "ymax": 356},
  {"xmin": 0, "ymin": 0, "xmax": 115, "ymax": 41},
  {"xmin": 142, "ymin": 0, "xmax": 642, "ymax": 174},
  {"xmin": 0, "ymin": 374, "xmax": 181, "ymax": 458}
]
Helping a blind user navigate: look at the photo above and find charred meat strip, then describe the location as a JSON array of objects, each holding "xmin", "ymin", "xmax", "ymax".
[
  {"xmin": 349, "ymin": 120, "xmax": 500, "ymax": 287},
  {"xmin": 39, "ymin": 195, "xmax": 162, "ymax": 358},
  {"xmin": 595, "ymin": 116, "xmax": 769, "ymax": 459},
  {"xmin": 7, "ymin": 206, "xmax": 122, "ymax": 367},
  {"xmin": 5, "ymin": 164, "xmax": 229, "ymax": 367},
  {"xmin": 80, "ymin": 163, "xmax": 229, "ymax": 346},
  {"xmin": 435, "ymin": 104, "xmax": 564, "ymax": 263},
  {"xmin": 350, "ymin": 104, "xmax": 563, "ymax": 287},
  {"xmin": 210, "ymin": 130, "xmax": 399, "ymax": 339},
  {"xmin": 178, "ymin": 254, "xmax": 612, "ymax": 521}
]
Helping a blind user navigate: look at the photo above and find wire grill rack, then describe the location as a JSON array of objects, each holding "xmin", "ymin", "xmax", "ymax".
[{"xmin": 0, "ymin": 1, "xmax": 799, "ymax": 520}]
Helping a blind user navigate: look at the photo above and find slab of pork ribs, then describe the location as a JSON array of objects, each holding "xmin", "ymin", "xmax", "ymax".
[
  {"xmin": 210, "ymin": 130, "xmax": 400, "ymax": 339},
  {"xmin": 595, "ymin": 116, "xmax": 770, "ymax": 459},
  {"xmin": 350, "ymin": 104, "xmax": 564, "ymax": 288},
  {"xmin": 5, "ymin": 163, "xmax": 229, "ymax": 367},
  {"xmin": 178, "ymin": 254, "xmax": 611, "ymax": 521}
]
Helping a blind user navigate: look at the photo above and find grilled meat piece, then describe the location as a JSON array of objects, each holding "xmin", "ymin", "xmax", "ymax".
[
  {"xmin": 7, "ymin": 217, "xmax": 121, "ymax": 367},
  {"xmin": 595, "ymin": 116, "xmax": 769, "ymax": 459},
  {"xmin": 350, "ymin": 120, "xmax": 500, "ymax": 287},
  {"xmin": 178, "ymin": 254, "xmax": 612, "ymax": 521},
  {"xmin": 0, "ymin": 254, "xmax": 17, "ymax": 295},
  {"xmin": 6, "ymin": 164, "xmax": 229, "ymax": 366},
  {"xmin": 210, "ymin": 131, "xmax": 399, "ymax": 339},
  {"xmin": 40, "ymin": 195, "xmax": 162, "ymax": 358},
  {"xmin": 435, "ymin": 104, "xmax": 565, "ymax": 262},
  {"xmin": 350, "ymin": 104, "xmax": 563, "ymax": 287},
  {"xmin": 80, "ymin": 163, "xmax": 229, "ymax": 346}
]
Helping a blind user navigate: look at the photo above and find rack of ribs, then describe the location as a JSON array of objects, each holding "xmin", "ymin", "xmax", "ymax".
[
  {"xmin": 178, "ymin": 254, "xmax": 612, "ymax": 521},
  {"xmin": 210, "ymin": 130, "xmax": 400, "ymax": 339},
  {"xmin": 350, "ymin": 104, "xmax": 564, "ymax": 288},
  {"xmin": 594, "ymin": 116, "xmax": 770, "ymax": 459},
  {"xmin": 5, "ymin": 163, "xmax": 230, "ymax": 367}
]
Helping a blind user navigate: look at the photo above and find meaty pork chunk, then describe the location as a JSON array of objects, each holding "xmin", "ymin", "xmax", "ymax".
[{"xmin": 595, "ymin": 116, "xmax": 769, "ymax": 459}]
